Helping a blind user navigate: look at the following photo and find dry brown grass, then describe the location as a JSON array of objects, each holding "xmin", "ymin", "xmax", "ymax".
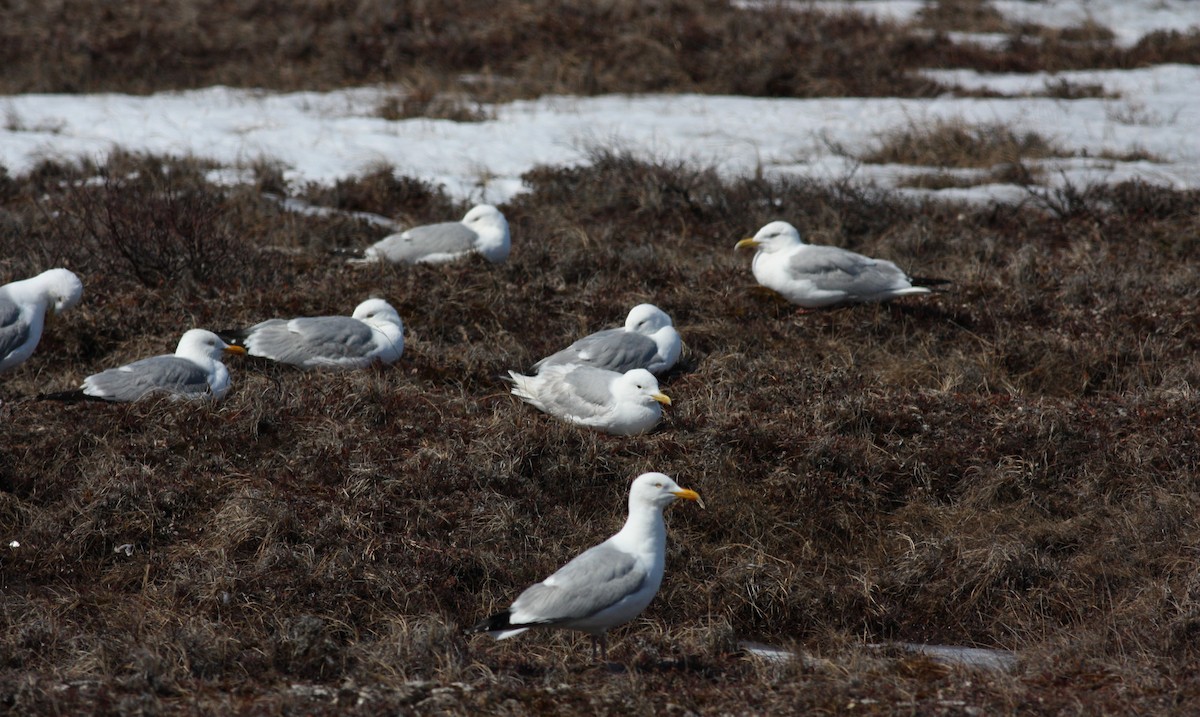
[
  {"xmin": 2, "ymin": 150, "xmax": 1200, "ymax": 713},
  {"xmin": 4, "ymin": 1, "xmax": 1200, "ymax": 712},
  {"xmin": 861, "ymin": 119, "xmax": 1068, "ymax": 170},
  {"xmin": 2, "ymin": 0, "xmax": 1196, "ymax": 112}
]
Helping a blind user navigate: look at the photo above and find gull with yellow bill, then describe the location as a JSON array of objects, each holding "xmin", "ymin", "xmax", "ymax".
[{"xmin": 470, "ymin": 472, "xmax": 703, "ymax": 660}]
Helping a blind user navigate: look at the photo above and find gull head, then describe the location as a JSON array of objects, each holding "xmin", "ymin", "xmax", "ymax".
[
  {"xmin": 624, "ymin": 303, "xmax": 673, "ymax": 335},
  {"xmin": 462, "ymin": 204, "xmax": 508, "ymax": 231},
  {"xmin": 36, "ymin": 268, "xmax": 84, "ymax": 314},
  {"xmin": 176, "ymin": 329, "xmax": 246, "ymax": 362},
  {"xmin": 736, "ymin": 221, "xmax": 804, "ymax": 253},
  {"xmin": 462, "ymin": 204, "xmax": 511, "ymax": 262},
  {"xmin": 352, "ymin": 298, "xmax": 404, "ymax": 329},
  {"xmin": 614, "ymin": 368, "xmax": 671, "ymax": 407},
  {"xmin": 630, "ymin": 472, "xmax": 704, "ymax": 510}
]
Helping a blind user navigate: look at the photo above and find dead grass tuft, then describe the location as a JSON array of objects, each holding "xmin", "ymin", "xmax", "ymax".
[{"xmin": 862, "ymin": 119, "xmax": 1067, "ymax": 170}]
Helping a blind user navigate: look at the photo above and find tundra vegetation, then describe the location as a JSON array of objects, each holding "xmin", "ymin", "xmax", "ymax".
[{"xmin": 2, "ymin": 1, "xmax": 1200, "ymax": 714}]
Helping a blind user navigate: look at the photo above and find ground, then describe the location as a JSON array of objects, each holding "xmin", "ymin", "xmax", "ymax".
[{"xmin": 2, "ymin": 1, "xmax": 1200, "ymax": 715}]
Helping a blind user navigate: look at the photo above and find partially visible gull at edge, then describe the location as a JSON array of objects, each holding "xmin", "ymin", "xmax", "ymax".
[
  {"xmin": 354, "ymin": 204, "xmax": 511, "ymax": 264},
  {"xmin": 219, "ymin": 298, "xmax": 404, "ymax": 369},
  {"xmin": 736, "ymin": 220, "xmax": 948, "ymax": 309},
  {"xmin": 0, "ymin": 268, "xmax": 83, "ymax": 374},
  {"xmin": 507, "ymin": 365, "xmax": 671, "ymax": 435},
  {"xmin": 533, "ymin": 303, "xmax": 682, "ymax": 376},
  {"xmin": 42, "ymin": 329, "xmax": 245, "ymax": 402},
  {"xmin": 470, "ymin": 472, "xmax": 703, "ymax": 660}
]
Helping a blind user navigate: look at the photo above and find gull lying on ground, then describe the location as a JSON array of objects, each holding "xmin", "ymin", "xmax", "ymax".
[
  {"xmin": 42, "ymin": 329, "xmax": 245, "ymax": 402},
  {"xmin": 507, "ymin": 365, "xmax": 671, "ymax": 435},
  {"xmin": 219, "ymin": 299, "xmax": 404, "ymax": 369},
  {"xmin": 356, "ymin": 204, "xmax": 511, "ymax": 264},
  {"xmin": 470, "ymin": 472, "xmax": 703, "ymax": 660},
  {"xmin": 736, "ymin": 221, "xmax": 947, "ymax": 309},
  {"xmin": 0, "ymin": 268, "xmax": 83, "ymax": 373},
  {"xmin": 532, "ymin": 303, "xmax": 682, "ymax": 376}
]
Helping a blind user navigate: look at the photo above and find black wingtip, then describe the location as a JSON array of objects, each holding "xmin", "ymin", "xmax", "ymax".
[
  {"xmin": 215, "ymin": 329, "xmax": 250, "ymax": 347},
  {"xmin": 911, "ymin": 276, "xmax": 953, "ymax": 289},
  {"xmin": 467, "ymin": 610, "xmax": 512, "ymax": 635},
  {"xmin": 36, "ymin": 389, "xmax": 94, "ymax": 402},
  {"xmin": 329, "ymin": 246, "xmax": 366, "ymax": 259}
]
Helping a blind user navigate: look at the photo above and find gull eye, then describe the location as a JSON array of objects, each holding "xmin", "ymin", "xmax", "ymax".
[{"xmin": 654, "ymin": 482, "xmax": 663, "ymax": 488}]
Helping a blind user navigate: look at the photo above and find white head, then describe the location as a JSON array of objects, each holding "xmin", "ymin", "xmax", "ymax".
[
  {"xmin": 175, "ymin": 329, "xmax": 246, "ymax": 362},
  {"xmin": 352, "ymin": 298, "xmax": 404, "ymax": 329},
  {"xmin": 736, "ymin": 221, "xmax": 805, "ymax": 253},
  {"xmin": 11, "ymin": 268, "xmax": 84, "ymax": 314},
  {"xmin": 613, "ymin": 368, "xmax": 671, "ymax": 407},
  {"xmin": 462, "ymin": 204, "xmax": 511, "ymax": 262},
  {"xmin": 624, "ymin": 303, "xmax": 673, "ymax": 335},
  {"xmin": 629, "ymin": 472, "xmax": 703, "ymax": 511}
]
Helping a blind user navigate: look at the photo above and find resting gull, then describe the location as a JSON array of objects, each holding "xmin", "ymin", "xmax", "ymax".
[
  {"xmin": 358, "ymin": 204, "xmax": 510, "ymax": 264},
  {"xmin": 532, "ymin": 303, "xmax": 681, "ymax": 376},
  {"xmin": 219, "ymin": 299, "xmax": 404, "ymax": 369},
  {"xmin": 507, "ymin": 365, "xmax": 670, "ymax": 435},
  {"xmin": 43, "ymin": 329, "xmax": 245, "ymax": 402},
  {"xmin": 0, "ymin": 268, "xmax": 83, "ymax": 373},
  {"xmin": 470, "ymin": 471, "xmax": 703, "ymax": 660},
  {"xmin": 736, "ymin": 221, "xmax": 947, "ymax": 309}
]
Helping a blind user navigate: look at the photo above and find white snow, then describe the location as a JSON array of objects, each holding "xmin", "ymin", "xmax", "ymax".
[{"xmin": 1, "ymin": 3, "xmax": 1198, "ymax": 205}]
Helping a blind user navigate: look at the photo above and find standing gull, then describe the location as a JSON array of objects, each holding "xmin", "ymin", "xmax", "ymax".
[
  {"xmin": 533, "ymin": 303, "xmax": 682, "ymax": 376},
  {"xmin": 507, "ymin": 365, "xmax": 670, "ymax": 436},
  {"xmin": 42, "ymin": 329, "xmax": 245, "ymax": 402},
  {"xmin": 357, "ymin": 204, "xmax": 511, "ymax": 264},
  {"xmin": 470, "ymin": 472, "xmax": 703, "ymax": 660},
  {"xmin": 735, "ymin": 221, "xmax": 947, "ymax": 309},
  {"xmin": 219, "ymin": 299, "xmax": 404, "ymax": 369},
  {"xmin": 0, "ymin": 268, "xmax": 83, "ymax": 373}
]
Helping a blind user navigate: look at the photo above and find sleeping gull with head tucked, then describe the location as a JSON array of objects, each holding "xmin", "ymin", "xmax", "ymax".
[
  {"xmin": 42, "ymin": 329, "xmax": 245, "ymax": 402},
  {"xmin": 507, "ymin": 365, "xmax": 670, "ymax": 435},
  {"xmin": 736, "ymin": 220, "xmax": 947, "ymax": 309},
  {"xmin": 533, "ymin": 303, "xmax": 681, "ymax": 376},
  {"xmin": 0, "ymin": 268, "xmax": 83, "ymax": 373},
  {"xmin": 219, "ymin": 299, "xmax": 404, "ymax": 369},
  {"xmin": 470, "ymin": 471, "xmax": 703, "ymax": 660},
  {"xmin": 357, "ymin": 204, "xmax": 510, "ymax": 264}
]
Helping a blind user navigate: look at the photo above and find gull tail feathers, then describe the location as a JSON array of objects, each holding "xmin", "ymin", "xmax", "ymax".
[{"xmin": 505, "ymin": 371, "xmax": 537, "ymax": 403}]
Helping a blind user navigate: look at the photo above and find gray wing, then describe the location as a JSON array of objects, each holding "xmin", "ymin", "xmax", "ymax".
[
  {"xmin": 787, "ymin": 245, "xmax": 912, "ymax": 295},
  {"xmin": 534, "ymin": 329, "xmax": 658, "ymax": 373},
  {"xmin": 0, "ymin": 296, "xmax": 30, "ymax": 361},
  {"xmin": 83, "ymin": 356, "xmax": 212, "ymax": 401},
  {"xmin": 246, "ymin": 316, "xmax": 375, "ymax": 365},
  {"xmin": 550, "ymin": 366, "xmax": 618, "ymax": 418},
  {"xmin": 510, "ymin": 543, "xmax": 646, "ymax": 624},
  {"xmin": 367, "ymin": 221, "xmax": 479, "ymax": 263}
]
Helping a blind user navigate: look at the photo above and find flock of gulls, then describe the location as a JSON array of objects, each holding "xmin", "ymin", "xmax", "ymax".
[{"xmin": 3, "ymin": 203, "xmax": 944, "ymax": 660}]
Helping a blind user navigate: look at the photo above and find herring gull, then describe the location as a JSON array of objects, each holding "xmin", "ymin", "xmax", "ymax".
[
  {"xmin": 43, "ymin": 329, "xmax": 244, "ymax": 402},
  {"xmin": 219, "ymin": 299, "xmax": 404, "ymax": 369},
  {"xmin": 736, "ymin": 221, "xmax": 947, "ymax": 309},
  {"xmin": 507, "ymin": 365, "xmax": 670, "ymax": 435},
  {"xmin": 470, "ymin": 472, "xmax": 703, "ymax": 660},
  {"xmin": 533, "ymin": 303, "xmax": 681, "ymax": 376},
  {"xmin": 0, "ymin": 268, "xmax": 83, "ymax": 373},
  {"xmin": 358, "ymin": 204, "xmax": 510, "ymax": 264}
]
